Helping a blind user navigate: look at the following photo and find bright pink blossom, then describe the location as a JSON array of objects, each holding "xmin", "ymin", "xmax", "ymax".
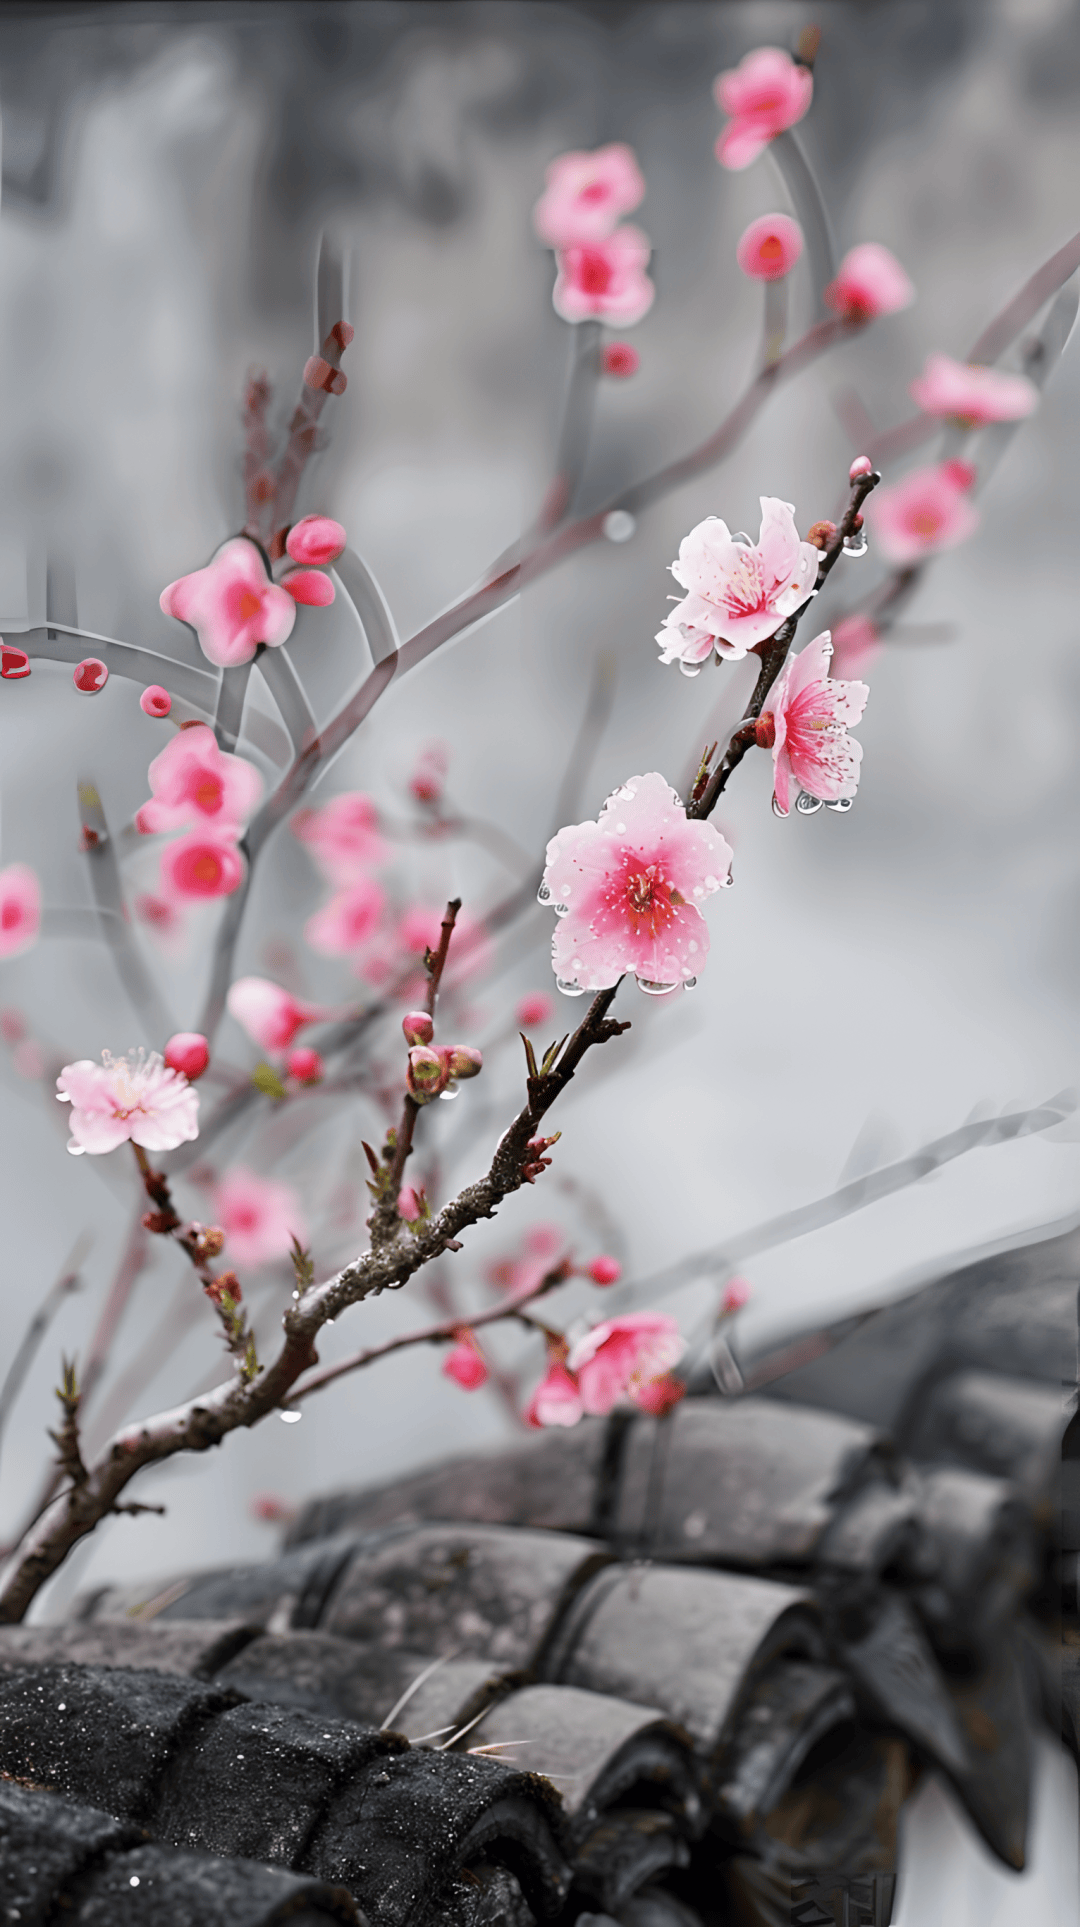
[
  {"xmin": 136, "ymin": 724, "xmax": 263, "ymax": 836},
  {"xmin": 567, "ymin": 1313, "xmax": 685, "ymax": 1417},
  {"xmin": 516, "ymin": 992, "xmax": 554, "ymax": 1030},
  {"xmin": 281, "ymin": 568, "xmax": 335, "ymax": 607},
  {"xmin": 164, "ymin": 1032, "xmax": 210, "ymax": 1080},
  {"xmin": 721, "ymin": 1276, "xmax": 752, "ymax": 1315},
  {"xmin": 824, "ymin": 244, "xmax": 914, "ymax": 322},
  {"xmin": 526, "ymin": 1362, "xmax": 584, "ymax": 1429},
  {"xmin": 587, "ymin": 1255, "xmax": 621, "ymax": 1287},
  {"xmin": 140, "ymin": 685, "xmax": 172, "ymax": 718},
  {"xmin": 909, "ymin": 352, "xmax": 1038, "ymax": 425},
  {"xmin": 657, "ymin": 498, "xmax": 819, "ymax": 666},
  {"xmin": 533, "ymin": 144, "xmax": 645, "ymax": 249},
  {"xmin": 286, "ymin": 515, "xmax": 347, "ymax": 567},
  {"xmin": 227, "ymin": 977, "xmax": 323, "ymax": 1053},
  {"xmin": 57, "ymin": 1048, "xmax": 200, "ymax": 1156},
  {"xmin": 442, "ymin": 1332, "xmax": 489, "ymax": 1391},
  {"xmin": 603, "ymin": 343, "xmax": 640, "ymax": 378},
  {"xmin": 305, "ymin": 874, "xmax": 386, "ymax": 957},
  {"xmin": 0, "ymin": 864, "xmax": 41, "ymax": 960},
  {"xmin": 292, "ymin": 793, "xmax": 386, "ymax": 884},
  {"xmin": 553, "ymin": 226, "xmax": 654, "ymax": 327},
  {"xmin": 159, "ymin": 833, "xmax": 245, "ymax": 901},
  {"xmin": 714, "ymin": 47, "xmax": 813, "ymax": 170},
  {"xmin": 286, "ymin": 1047, "xmax": 323, "ymax": 1085},
  {"xmin": 765, "ymin": 631, "xmax": 869, "ymax": 817},
  {"xmin": 632, "ymin": 1373, "xmax": 686, "ymax": 1417},
  {"xmin": 160, "ymin": 537, "xmax": 296, "ymax": 669},
  {"xmin": 736, "ymin": 213, "xmax": 804, "ymax": 281},
  {"xmin": 866, "ymin": 460, "xmax": 979, "ymax": 566},
  {"xmin": 829, "ymin": 614, "xmax": 882, "ymax": 681},
  {"xmin": 213, "ymin": 1166, "xmax": 305, "ymax": 1267},
  {"xmin": 543, "ymin": 773, "xmax": 733, "ymax": 994}
]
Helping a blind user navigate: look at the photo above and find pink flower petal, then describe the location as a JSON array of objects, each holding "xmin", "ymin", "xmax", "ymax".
[
  {"xmin": 533, "ymin": 143, "xmax": 645, "ymax": 249},
  {"xmin": 56, "ymin": 1050, "xmax": 200, "ymax": 1155},
  {"xmin": 0, "ymin": 863, "xmax": 41, "ymax": 960},
  {"xmin": 160, "ymin": 537, "xmax": 297, "ymax": 668}
]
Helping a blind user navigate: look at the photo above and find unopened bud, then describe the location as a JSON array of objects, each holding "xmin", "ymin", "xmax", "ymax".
[
  {"xmin": 942, "ymin": 458, "xmax": 976, "ymax": 491},
  {"xmin": 1, "ymin": 645, "xmax": 30, "ymax": 680},
  {"xmin": 805, "ymin": 520, "xmax": 836, "ymax": 550},
  {"xmin": 329, "ymin": 321, "xmax": 355, "ymax": 350},
  {"xmin": 587, "ymin": 1255, "xmax": 621, "ymax": 1286},
  {"xmin": 849, "ymin": 455, "xmax": 873, "ymax": 481},
  {"xmin": 140, "ymin": 684, "xmax": 172, "ymax": 718},
  {"xmin": 142, "ymin": 1209, "xmax": 179, "ymax": 1235},
  {"xmin": 206, "ymin": 1270, "xmax": 242, "ymax": 1307},
  {"xmin": 402, "ymin": 1010, "xmax": 434, "ymax": 1046},
  {"xmin": 602, "ymin": 342, "xmax": 640, "ymax": 378},
  {"xmin": 286, "ymin": 1046, "xmax": 324, "ymax": 1085},
  {"xmin": 165, "ymin": 1031, "xmax": 210, "ymax": 1080},
  {"xmin": 445, "ymin": 1045, "xmax": 482, "ymax": 1081},
  {"xmin": 407, "ymin": 1045, "xmax": 447, "ymax": 1102},
  {"xmin": 73, "ymin": 658, "xmax": 108, "ymax": 694},
  {"xmin": 409, "ymin": 740, "xmax": 449, "ymax": 805},
  {"xmin": 190, "ymin": 1223, "xmax": 226, "ymax": 1260},
  {"xmin": 397, "ymin": 1185, "xmax": 423, "ymax": 1222},
  {"xmin": 754, "ymin": 712, "xmax": 777, "ymax": 750}
]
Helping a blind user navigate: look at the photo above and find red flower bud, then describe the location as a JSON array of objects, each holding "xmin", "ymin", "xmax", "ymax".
[
  {"xmin": 402, "ymin": 1010, "xmax": 434, "ymax": 1046},
  {"xmin": 164, "ymin": 1032, "xmax": 210, "ymax": 1080},
  {"xmin": 140, "ymin": 685, "xmax": 172, "ymax": 718},
  {"xmin": 805, "ymin": 520, "xmax": 836, "ymax": 550},
  {"xmin": 73, "ymin": 658, "xmax": 108, "ymax": 694},
  {"xmin": 587, "ymin": 1255, "xmax": 621, "ymax": 1286},
  {"xmin": 849, "ymin": 455, "xmax": 873, "ymax": 481},
  {"xmin": 1, "ymin": 645, "xmax": 30, "ymax": 680},
  {"xmin": 303, "ymin": 355, "xmax": 347, "ymax": 396},
  {"xmin": 603, "ymin": 342, "xmax": 640, "ymax": 378},
  {"xmin": 286, "ymin": 1046, "xmax": 324, "ymax": 1085}
]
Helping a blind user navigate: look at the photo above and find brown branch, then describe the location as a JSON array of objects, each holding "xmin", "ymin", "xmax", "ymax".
[{"xmin": 370, "ymin": 899, "xmax": 462, "ymax": 1245}]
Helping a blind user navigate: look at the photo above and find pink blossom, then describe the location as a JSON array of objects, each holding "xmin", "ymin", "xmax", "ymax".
[
  {"xmin": 164, "ymin": 1032, "xmax": 210, "ymax": 1080},
  {"xmin": 227, "ymin": 977, "xmax": 324, "ymax": 1053},
  {"xmin": 552, "ymin": 226, "xmax": 654, "ymax": 327},
  {"xmin": 714, "ymin": 48, "xmax": 813, "ymax": 170},
  {"xmin": 824, "ymin": 244, "xmax": 914, "ymax": 322},
  {"xmin": 286, "ymin": 515, "xmax": 347, "ymax": 567},
  {"xmin": 567, "ymin": 1313, "xmax": 685, "ymax": 1417},
  {"xmin": 281, "ymin": 568, "xmax": 335, "ymax": 607},
  {"xmin": 56, "ymin": 1048, "xmax": 200, "ymax": 1156},
  {"xmin": 657, "ymin": 498, "xmax": 819, "ymax": 666},
  {"xmin": 286, "ymin": 1046, "xmax": 323, "ymax": 1085},
  {"xmin": 251, "ymin": 1494, "xmax": 297, "ymax": 1525},
  {"xmin": 136, "ymin": 725, "xmax": 263, "ymax": 836},
  {"xmin": 866, "ymin": 460, "xmax": 979, "ymax": 566},
  {"xmin": 292, "ymin": 792, "xmax": 386, "ymax": 883},
  {"xmin": 516, "ymin": 992, "xmax": 554, "ymax": 1030},
  {"xmin": 442, "ymin": 1332, "xmax": 489, "ymax": 1391},
  {"xmin": 736, "ymin": 213, "xmax": 804, "ymax": 281},
  {"xmin": 213, "ymin": 1166, "xmax": 305, "ymax": 1267},
  {"xmin": 159, "ymin": 833, "xmax": 245, "ymax": 901},
  {"xmin": 0, "ymin": 864, "xmax": 41, "ymax": 960},
  {"xmin": 720, "ymin": 1275, "xmax": 752, "ymax": 1315},
  {"xmin": 909, "ymin": 352, "xmax": 1038, "ymax": 425},
  {"xmin": 160, "ymin": 537, "xmax": 296, "ymax": 669},
  {"xmin": 587, "ymin": 1255, "xmax": 621, "ymax": 1287},
  {"xmin": 409, "ymin": 741, "xmax": 449, "ymax": 806},
  {"xmin": 533, "ymin": 144, "xmax": 646, "ymax": 248},
  {"xmin": 305, "ymin": 874, "xmax": 386, "ymax": 957},
  {"xmin": 765, "ymin": 631, "xmax": 869, "ymax": 817},
  {"xmin": 543, "ymin": 773, "xmax": 733, "ymax": 994},
  {"xmin": 140, "ymin": 685, "xmax": 172, "ymax": 719},
  {"xmin": 603, "ymin": 342, "xmax": 640, "ymax": 378},
  {"xmin": 829, "ymin": 614, "xmax": 882, "ymax": 680},
  {"xmin": 526, "ymin": 1362, "xmax": 584, "ymax": 1429},
  {"xmin": 632, "ymin": 1373, "xmax": 686, "ymax": 1417}
]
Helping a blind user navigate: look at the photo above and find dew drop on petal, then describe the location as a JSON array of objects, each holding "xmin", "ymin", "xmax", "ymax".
[
  {"xmin": 704, "ymin": 875, "xmax": 717, "ymax": 890},
  {"xmin": 720, "ymin": 873, "xmax": 734, "ymax": 887},
  {"xmin": 842, "ymin": 531, "xmax": 868, "ymax": 557},
  {"xmin": 556, "ymin": 977, "xmax": 587, "ymax": 997},
  {"xmin": 553, "ymin": 903, "xmax": 570, "ymax": 916},
  {"xmin": 795, "ymin": 791, "xmax": 824, "ymax": 815},
  {"xmin": 280, "ymin": 1409, "xmax": 302, "ymax": 1424},
  {"xmin": 683, "ymin": 975, "xmax": 697, "ymax": 988},
  {"xmin": 771, "ymin": 794, "xmax": 789, "ymax": 818},
  {"xmin": 537, "ymin": 882, "xmax": 552, "ymax": 904},
  {"xmin": 825, "ymin": 795, "xmax": 854, "ymax": 812},
  {"xmin": 636, "ymin": 976, "xmax": 680, "ymax": 996},
  {"xmin": 820, "ymin": 640, "xmax": 834, "ymax": 657},
  {"xmin": 692, "ymin": 885, "xmax": 704, "ymax": 898},
  {"xmin": 679, "ymin": 659, "xmax": 702, "ymax": 679},
  {"xmin": 438, "ymin": 1085, "xmax": 460, "ymax": 1101}
]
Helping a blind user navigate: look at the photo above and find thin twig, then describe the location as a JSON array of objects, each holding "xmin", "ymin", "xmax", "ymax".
[
  {"xmin": 370, "ymin": 900, "xmax": 461, "ymax": 1244},
  {"xmin": 0, "ymin": 1235, "xmax": 90, "ymax": 1470}
]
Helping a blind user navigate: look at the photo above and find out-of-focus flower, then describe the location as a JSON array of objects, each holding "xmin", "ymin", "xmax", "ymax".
[
  {"xmin": 164, "ymin": 1032, "xmax": 210, "ymax": 1080},
  {"xmin": 251, "ymin": 1494, "xmax": 297, "ymax": 1524},
  {"xmin": 73, "ymin": 658, "xmax": 108, "ymax": 693},
  {"xmin": 397, "ymin": 1185, "xmax": 424, "ymax": 1222},
  {"xmin": 764, "ymin": 631, "xmax": 869, "ymax": 817},
  {"xmin": 543, "ymin": 772, "xmax": 733, "ymax": 994},
  {"xmin": 657, "ymin": 498, "xmax": 819, "ymax": 666},
  {"xmin": 13, "ymin": 1039, "xmax": 44, "ymax": 1080},
  {"xmin": 0, "ymin": 1008, "xmax": 25, "ymax": 1044},
  {"xmin": 602, "ymin": 342, "xmax": 640, "ymax": 377},
  {"xmin": 442, "ymin": 1331, "xmax": 489, "ymax": 1390},
  {"xmin": 136, "ymin": 724, "xmax": 263, "ymax": 836},
  {"xmin": 292, "ymin": 792, "xmax": 385, "ymax": 884},
  {"xmin": 281, "ymin": 567, "xmax": 335, "ymax": 607},
  {"xmin": 285, "ymin": 515, "xmax": 347, "ymax": 566},
  {"xmin": 736, "ymin": 213, "xmax": 804, "ymax": 281},
  {"xmin": 488, "ymin": 1224, "xmax": 569, "ymax": 1298},
  {"xmin": 866, "ymin": 460, "xmax": 979, "ymax": 565},
  {"xmin": 829, "ymin": 614, "xmax": 882, "ymax": 680},
  {"xmin": 159, "ymin": 833, "xmax": 245, "ymax": 901},
  {"xmin": 398, "ymin": 905, "xmax": 492, "ymax": 983},
  {"xmin": 567, "ymin": 1313, "xmax": 685, "ymax": 1416},
  {"xmin": 213, "ymin": 1166, "xmax": 304, "ymax": 1267},
  {"xmin": 713, "ymin": 47, "xmax": 813, "ymax": 170},
  {"xmin": 526, "ymin": 1362, "xmax": 584, "ymax": 1428},
  {"xmin": 227, "ymin": 977, "xmax": 324, "ymax": 1052},
  {"xmin": 57, "ymin": 1048, "xmax": 200, "ymax": 1155},
  {"xmin": 516, "ymin": 992, "xmax": 554, "ymax": 1030},
  {"xmin": 632, "ymin": 1373, "xmax": 686, "ymax": 1417},
  {"xmin": 140, "ymin": 685, "xmax": 172, "ymax": 718},
  {"xmin": 533, "ymin": 143, "xmax": 645, "ymax": 248},
  {"xmin": 587, "ymin": 1255, "xmax": 621, "ymax": 1286},
  {"xmin": 409, "ymin": 741, "xmax": 449, "ymax": 805},
  {"xmin": 305, "ymin": 875, "xmax": 386, "ymax": 957},
  {"xmin": 720, "ymin": 1275, "xmax": 752, "ymax": 1315},
  {"xmin": 553, "ymin": 227, "xmax": 654, "ymax": 327},
  {"xmin": 160, "ymin": 537, "xmax": 296, "ymax": 669},
  {"xmin": 909, "ymin": 352, "xmax": 1038, "ymax": 425},
  {"xmin": 0, "ymin": 864, "xmax": 41, "ymax": 960},
  {"xmin": 824, "ymin": 244, "xmax": 915, "ymax": 322},
  {"xmin": 286, "ymin": 1046, "xmax": 324, "ymax": 1085}
]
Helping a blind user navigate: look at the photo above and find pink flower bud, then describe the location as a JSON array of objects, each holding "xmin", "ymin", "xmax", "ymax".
[
  {"xmin": 736, "ymin": 213, "xmax": 804, "ymax": 281},
  {"xmin": 164, "ymin": 1032, "xmax": 210, "ymax": 1080},
  {"xmin": 160, "ymin": 834, "xmax": 245, "ymax": 901},
  {"xmin": 445, "ymin": 1045, "xmax": 483, "ymax": 1081},
  {"xmin": 824, "ymin": 244, "xmax": 914, "ymax": 322},
  {"xmin": 587, "ymin": 1255, "xmax": 621, "ymax": 1286},
  {"xmin": 407, "ymin": 1045, "xmax": 448, "ymax": 1102},
  {"xmin": 140, "ymin": 685, "xmax": 172, "ymax": 718},
  {"xmin": 402, "ymin": 1010, "xmax": 434, "ymax": 1045},
  {"xmin": 281, "ymin": 567, "xmax": 335, "ymax": 607},
  {"xmin": 397, "ymin": 1185, "xmax": 423, "ymax": 1222},
  {"xmin": 303, "ymin": 355, "xmax": 347, "ymax": 396},
  {"xmin": 941, "ymin": 459, "xmax": 976, "ymax": 491},
  {"xmin": 849, "ymin": 455, "xmax": 873, "ymax": 481},
  {"xmin": 73, "ymin": 658, "xmax": 108, "ymax": 694},
  {"xmin": 1, "ymin": 646, "xmax": 30, "ymax": 680},
  {"xmin": 602, "ymin": 342, "xmax": 640, "ymax": 378},
  {"xmin": 286, "ymin": 1046, "xmax": 324, "ymax": 1085},
  {"xmin": 442, "ymin": 1332, "xmax": 488, "ymax": 1390},
  {"xmin": 721, "ymin": 1275, "xmax": 752, "ymax": 1315},
  {"xmin": 516, "ymin": 992, "xmax": 554, "ymax": 1030},
  {"xmin": 286, "ymin": 515, "xmax": 347, "ymax": 567}
]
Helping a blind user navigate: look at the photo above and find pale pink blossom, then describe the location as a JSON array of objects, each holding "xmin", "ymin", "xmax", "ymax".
[
  {"xmin": 829, "ymin": 614, "xmax": 882, "ymax": 681},
  {"xmin": 227, "ymin": 977, "xmax": 325, "ymax": 1053},
  {"xmin": 824, "ymin": 244, "xmax": 914, "ymax": 322},
  {"xmin": 526, "ymin": 1362, "xmax": 583, "ymax": 1428},
  {"xmin": 136, "ymin": 725, "xmax": 263, "ymax": 836},
  {"xmin": 736, "ymin": 213, "xmax": 803, "ymax": 281},
  {"xmin": 164, "ymin": 1032, "xmax": 210, "ymax": 1080},
  {"xmin": 57, "ymin": 1048, "xmax": 200, "ymax": 1156},
  {"xmin": 657, "ymin": 498, "xmax": 819, "ymax": 665},
  {"xmin": 714, "ymin": 47, "xmax": 813, "ymax": 171},
  {"xmin": 442, "ymin": 1332, "xmax": 489, "ymax": 1391},
  {"xmin": 213, "ymin": 1166, "xmax": 305, "ymax": 1267},
  {"xmin": 0, "ymin": 864, "xmax": 41, "ymax": 960},
  {"xmin": 543, "ymin": 773, "xmax": 733, "ymax": 994},
  {"xmin": 866, "ymin": 460, "xmax": 979, "ymax": 566},
  {"xmin": 305, "ymin": 874, "xmax": 386, "ymax": 956},
  {"xmin": 488, "ymin": 1224, "xmax": 569, "ymax": 1298},
  {"xmin": 160, "ymin": 537, "xmax": 296, "ymax": 669},
  {"xmin": 533, "ymin": 143, "xmax": 645, "ymax": 248},
  {"xmin": 516, "ymin": 992, "xmax": 554, "ymax": 1030},
  {"xmin": 292, "ymin": 792, "xmax": 386, "ymax": 884},
  {"xmin": 552, "ymin": 226, "xmax": 654, "ymax": 327},
  {"xmin": 159, "ymin": 833, "xmax": 245, "ymax": 901},
  {"xmin": 764, "ymin": 631, "xmax": 869, "ymax": 817},
  {"xmin": 909, "ymin": 352, "xmax": 1038, "ymax": 425},
  {"xmin": 286, "ymin": 515, "xmax": 347, "ymax": 566},
  {"xmin": 567, "ymin": 1313, "xmax": 685, "ymax": 1417}
]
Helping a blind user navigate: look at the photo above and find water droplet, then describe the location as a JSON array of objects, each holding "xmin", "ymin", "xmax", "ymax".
[
  {"xmin": 438, "ymin": 1085, "xmax": 460, "ymax": 1100},
  {"xmin": 556, "ymin": 977, "xmax": 587, "ymax": 996},
  {"xmin": 603, "ymin": 509, "xmax": 636, "ymax": 544},
  {"xmin": 704, "ymin": 875, "xmax": 717, "ymax": 890},
  {"xmin": 537, "ymin": 882, "xmax": 551, "ymax": 904},
  {"xmin": 615, "ymin": 822, "xmax": 626, "ymax": 833},
  {"xmin": 692, "ymin": 885, "xmax": 704, "ymax": 898},
  {"xmin": 129, "ymin": 1877, "xmax": 141, "ymax": 1889},
  {"xmin": 679, "ymin": 659, "xmax": 702, "ymax": 678},
  {"xmin": 842, "ymin": 531, "xmax": 868, "ymax": 557},
  {"xmin": 553, "ymin": 902, "xmax": 570, "ymax": 916},
  {"xmin": 683, "ymin": 975, "xmax": 697, "ymax": 988},
  {"xmin": 635, "ymin": 976, "xmax": 680, "ymax": 996},
  {"xmin": 559, "ymin": 883, "xmax": 572, "ymax": 897},
  {"xmin": 771, "ymin": 794, "xmax": 789, "ymax": 818},
  {"xmin": 688, "ymin": 941, "xmax": 698, "ymax": 954},
  {"xmin": 280, "ymin": 1409, "xmax": 302, "ymax": 1424},
  {"xmin": 795, "ymin": 790, "xmax": 824, "ymax": 814},
  {"xmin": 614, "ymin": 784, "xmax": 638, "ymax": 801},
  {"xmin": 825, "ymin": 795, "xmax": 854, "ymax": 813}
]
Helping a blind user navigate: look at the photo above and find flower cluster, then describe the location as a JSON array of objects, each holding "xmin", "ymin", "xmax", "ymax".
[
  {"xmin": 535, "ymin": 143, "xmax": 654, "ymax": 328},
  {"xmin": 527, "ymin": 1314, "xmax": 685, "ymax": 1426},
  {"xmin": 135, "ymin": 724, "xmax": 263, "ymax": 908},
  {"xmin": 160, "ymin": 517, "xmax": 346, "ymax": 670}
]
